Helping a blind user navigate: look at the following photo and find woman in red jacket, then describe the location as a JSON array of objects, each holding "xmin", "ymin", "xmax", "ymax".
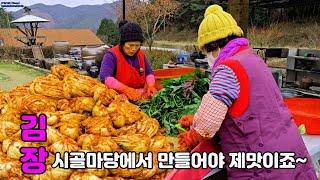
[{"xmin": 99, "ymin": 21, "xmax": 156, "ymax": 101}]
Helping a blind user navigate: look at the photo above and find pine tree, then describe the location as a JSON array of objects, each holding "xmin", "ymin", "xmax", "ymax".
[
  {"xmin": 0, "ymin": 7, "xmax": 14, "ymax": 28},
  {"xmin": 97, "ymin": 18, "xmax": 119, "ymax": 45}
]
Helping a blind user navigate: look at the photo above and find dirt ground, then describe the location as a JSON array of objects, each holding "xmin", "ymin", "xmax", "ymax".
[{"xmin": 0, "ymin": 63, "xmax": 45, "ymax": 91}]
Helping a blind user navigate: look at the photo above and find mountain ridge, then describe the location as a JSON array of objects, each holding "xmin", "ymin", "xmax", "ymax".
[{"xmin": 12, "ymin": 2, "xmax": 120, "ymax": 32}]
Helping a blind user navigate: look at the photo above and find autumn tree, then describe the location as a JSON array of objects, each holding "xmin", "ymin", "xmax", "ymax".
[{"xmin": 121, "ymin": 0, "xmax": 179, "ymax": 50}]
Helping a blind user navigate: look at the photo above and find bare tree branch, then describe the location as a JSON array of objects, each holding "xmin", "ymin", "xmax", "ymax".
[{"xmin": 120, "ymin": 0, "xmax": 178, "ymax": 50}]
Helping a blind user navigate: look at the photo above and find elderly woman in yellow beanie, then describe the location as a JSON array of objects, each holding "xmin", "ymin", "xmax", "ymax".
[{"xmin": 166, "ymin": 4, "xmax": 317, "ymax": 180}]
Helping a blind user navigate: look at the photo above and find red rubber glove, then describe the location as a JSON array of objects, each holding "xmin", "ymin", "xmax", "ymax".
[
  {"xmin": 178, "ymin": 128, "xmax": 205, "ymax": 151},
  {"xmin": 179, "ymin": 114, "xmax": 194, "ymax": 128},
  {"xmin": 121, "ymin": 86, "xmax": 141, "ymax": 101},
  {"xmin": 146, "ymin": 85, "xmax": 157, "ymax": 97}
]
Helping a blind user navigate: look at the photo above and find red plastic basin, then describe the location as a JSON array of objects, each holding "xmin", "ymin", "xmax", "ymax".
[
  {"xmin": 284, "ymin": 98, "xmax": 320, "ymax": 135},
  {"xmin": 153, "ymin": 67, "xmax": 203, "ymax": 90}
]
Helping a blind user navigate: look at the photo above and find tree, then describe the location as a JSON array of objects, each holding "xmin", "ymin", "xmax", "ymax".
[
  {"xmin": 0, "ymin": 7, "xmax": 14, "ymax": 28},
  {"xmin": 96, "ymin": 18, "xmax": 119, "ymax": 45},
  {"xmin": 172, "ymin": 0, "xmax": 224, "ymax": 30},
  {"xmin": 124, "ymin": 0, "xmax": 179, "ymax": 51},
  {"xmin": 228, "ymin": 0, "xmax": 249, "ymax": 36}
]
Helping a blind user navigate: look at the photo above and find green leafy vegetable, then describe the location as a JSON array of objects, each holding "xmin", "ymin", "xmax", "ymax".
[
  {"xmin": 138, "ymin": 69, "xmax": 209, "ymax": 136},
  {"xmin": 298, "ymin": 124, "xmax": 306, "ymax": 135}
]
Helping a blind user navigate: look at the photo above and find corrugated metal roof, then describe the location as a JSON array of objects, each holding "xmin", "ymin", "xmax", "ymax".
[
  {"xmin": 0, "ymin": 28, "xmax": 105, "ymax": 47},
  {"xmin": 11, "ymin": 15, "xmax": 50, "ymax": 23}
]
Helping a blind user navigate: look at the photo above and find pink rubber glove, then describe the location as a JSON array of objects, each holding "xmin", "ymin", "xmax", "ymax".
[
  {"xmin": 145, "ymin": 74, "xmax": 157, "ymax": 97},
  {"xmin": 105, "ymin": 77, "xmax": 124, "ymax": 91},
  {"xmin": 146, "ymin": 74, "xmax": 156, "ymax": 87}
]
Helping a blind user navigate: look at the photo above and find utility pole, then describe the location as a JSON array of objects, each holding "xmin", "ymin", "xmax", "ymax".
[
  {"xmin": 122, "ymin": 0, "xmax": 126, "ymax": 20},
  {"xmin": 228, "ymin": 0, "xmax": 249, "ymax": 37}
]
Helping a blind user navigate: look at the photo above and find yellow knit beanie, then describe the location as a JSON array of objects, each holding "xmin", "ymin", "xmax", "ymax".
[{"xmin": 198, "ymin": 5, "xmax": 244, "ymax": 50}]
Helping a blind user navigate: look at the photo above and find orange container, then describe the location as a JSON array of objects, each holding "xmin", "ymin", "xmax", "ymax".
[
  {"xmin": 153, "ymin": 67, "xmax": 202, "ymax": 90},
  {"xmin": 284, "ymin": 98, "xmax": 320, "ymax": 135}
]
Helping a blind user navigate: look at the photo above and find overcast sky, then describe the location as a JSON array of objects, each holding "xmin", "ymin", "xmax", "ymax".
[{"xmin": 1, "ymin": 0, "xmax": 116, "ymax": 11}]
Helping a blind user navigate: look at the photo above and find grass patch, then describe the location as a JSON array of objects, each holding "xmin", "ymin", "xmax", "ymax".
[
  {"xmin": 0, "ymin": 63, "xmax": 45, "ymax": 77},
  {"xmin": 0, "ymin": 62, "xmax": 45, "ymax": 91},
  {"xmin": 155, "ymin": 27, "xmax": 197, "ymax": 42},
  {"xmin": 154, "ymin": 27, "xmax": 197, "ymax": 52},
  {"xmin": 0, "ymin": 73, "xmax": 9, "ymax": 81},
  {"xmin": 267, "ymin": 58, "xmax": 287, "ymax": 68},
  {"xmin": 145, "ymin": 50, "xmax": 176, "ymax": 70},
  {"xmin": 154, "ymin": 20, "xmax": 320, "ymax": 49},
  {"xmin": 248, "ymin": 20, "xmax": 320, "ymax": 48}
]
